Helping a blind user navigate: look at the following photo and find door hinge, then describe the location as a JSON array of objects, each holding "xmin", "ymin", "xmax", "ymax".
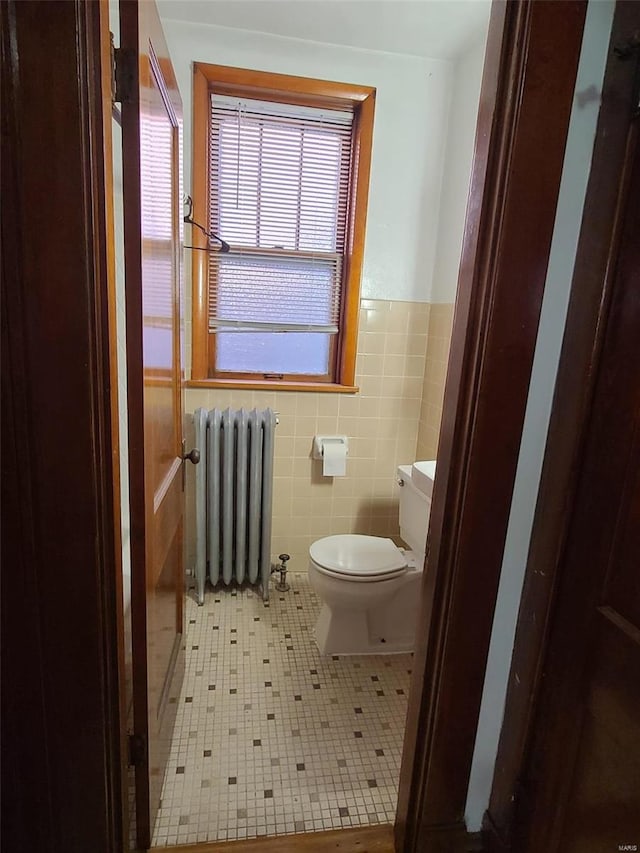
[
  {"xmin": 128, "ymin": 732, "xmax": 147, "ymax": 767},
  {"xmin": 113, "ymin": 44, "xmax": 136, "ymax": 104}
]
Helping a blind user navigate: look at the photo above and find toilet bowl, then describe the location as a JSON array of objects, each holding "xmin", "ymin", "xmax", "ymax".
[{"xmin": 308, "ymin": 463, "xmax": 435, "ymax": 655}]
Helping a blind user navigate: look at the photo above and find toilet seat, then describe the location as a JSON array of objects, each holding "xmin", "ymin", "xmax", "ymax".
[{"xmin": 309, "ymin": 534, "xmax": 407, "ymax": 581}]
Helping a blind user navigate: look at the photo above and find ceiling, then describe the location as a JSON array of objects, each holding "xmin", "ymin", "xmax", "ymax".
[{"xmin": 157, "ymin": 0, "xmax": 492, "ymax": 61}]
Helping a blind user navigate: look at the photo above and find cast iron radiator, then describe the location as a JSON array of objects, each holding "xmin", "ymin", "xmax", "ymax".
[{"xmin": 193, "ymin": 407, "xmax": 277, "ymax": 604}]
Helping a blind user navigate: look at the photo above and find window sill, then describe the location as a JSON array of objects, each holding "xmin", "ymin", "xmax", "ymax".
[{"xmin": 186, "ymin": 378, "xmax": 359, "ymax": 394}]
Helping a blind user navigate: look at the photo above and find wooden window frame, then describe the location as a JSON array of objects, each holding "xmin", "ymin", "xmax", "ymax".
[{"xmin": 189, "ymin": 63, "xmax": 375, "ymax": 393}]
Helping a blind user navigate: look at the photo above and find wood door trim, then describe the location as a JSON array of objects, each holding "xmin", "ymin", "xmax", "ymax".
[
  {"xmin": 395, "ymin": 1, "xmax": 588, "ymax": 849},
  {"xmin": 97, "ymin": 0, "xmax": 132, "ymax": 842},
  {"xmin": 119, "ymin": 2, "xmax": 153, "ymax": 844},
  {"xmin": 484, "ymin": 3, "xmax": 640, "ymax": 848},
  {"xmin": 1, "ymin": 1, "xmax": 124, "ymax": 851}
]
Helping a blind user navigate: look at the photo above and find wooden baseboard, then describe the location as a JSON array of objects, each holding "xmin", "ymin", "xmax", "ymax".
[{"xmin": 148, "ymin": 824, "xmax": 395, "ymax": 852}]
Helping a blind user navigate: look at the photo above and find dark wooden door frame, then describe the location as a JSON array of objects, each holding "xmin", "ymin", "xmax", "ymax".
[
  {"xmin": 1, "ymin": 2, "xmax": 126, "ymax": 853},
  {"xmin": 1, "ymin": 1, "xmax": 591, "ymax": 852},
  {"xmin": 395, "ymin": 2, "xmax": 588, "ymax": 850},
  {"xmin": 484, "ymin": 3, "xmax": 640, "ymax": 850}
]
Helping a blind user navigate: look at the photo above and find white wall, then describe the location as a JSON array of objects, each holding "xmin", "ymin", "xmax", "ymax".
[
  {"xmin": 160, "ymin": 18, "xmax": 452, "ymax": 304},
  {"xmin": 431, "ymin": 32, "xmax": 487, "ymax": 303},
  {"xmin": 464, "ymin": 0, "xmax": 615, "ymax": 830}
]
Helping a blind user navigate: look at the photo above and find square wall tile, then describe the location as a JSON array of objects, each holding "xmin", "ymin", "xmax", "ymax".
[{"xmin": 185, "ymin": 298, "xmax": 452, "ymax": 564}]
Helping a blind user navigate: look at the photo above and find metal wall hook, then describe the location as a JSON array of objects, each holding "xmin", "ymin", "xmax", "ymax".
[{"xmin": 183, "ymin": 194, "xmax": 230, "ymax": 253}]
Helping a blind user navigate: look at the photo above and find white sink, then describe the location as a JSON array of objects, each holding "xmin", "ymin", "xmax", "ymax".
[{"xmin": 411, "ymin": 460, "xmax": 436, "ymax": 497}]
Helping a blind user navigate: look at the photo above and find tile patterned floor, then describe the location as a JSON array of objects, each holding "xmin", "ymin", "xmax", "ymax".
[{"xmin": 152, "ymin": 573, "xmax": 412, "ymax": 847}]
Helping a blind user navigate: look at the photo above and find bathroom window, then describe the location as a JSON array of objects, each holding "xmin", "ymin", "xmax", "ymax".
[{"xmin": 190, "ymin": 64, "xmax": 375, "ymax": 391}]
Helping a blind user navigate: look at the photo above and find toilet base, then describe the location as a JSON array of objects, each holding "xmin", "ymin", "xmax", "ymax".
[{"xmin": 313, "ymin": 601, "xmax": 416, "ymax": 656}]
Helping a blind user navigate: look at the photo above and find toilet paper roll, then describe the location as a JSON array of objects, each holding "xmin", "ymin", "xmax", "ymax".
[{"xmin": 323, "ymin": 442, "xmax": 347, "ymax": 477}]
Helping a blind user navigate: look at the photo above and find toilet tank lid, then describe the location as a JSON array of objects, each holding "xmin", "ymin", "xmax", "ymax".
[
  {"xmin": 310, "ymin": 535, "xmax": 407, "ymax": 576},
  {"xmin": 411, "ymin": 460, "xmax": 436, "ymax": 498}
]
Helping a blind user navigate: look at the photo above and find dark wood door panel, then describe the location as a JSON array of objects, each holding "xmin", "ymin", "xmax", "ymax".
[
  {"xmin": 506, "ymin": 15, "xmax": 640, "ymax": 847},
  {"xmin": 560, "ymin": 710, "xmax": 639, "ymax": 853},
  {"xmin": 559, "ymin": 611, "xmax": 640, "ymax": 851},
  {"xmin": 524, "ymin": 147, "xmax": 640, "ymax": 851},
  {"xmin": 590, "ymin": 607, "xmax": 640, "ymax": 744},
  {"xmin": 486, "ymin": 8, "xmax": 640, "ymax": 844},
  {"xmin": 603, "ymin": 458, "xmax": 640, "ymax": 629}
]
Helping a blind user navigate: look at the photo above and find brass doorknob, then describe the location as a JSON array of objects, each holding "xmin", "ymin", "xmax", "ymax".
[{"xmin": 182, "ymin": 448, "xmax": 200, "ymax": 464}]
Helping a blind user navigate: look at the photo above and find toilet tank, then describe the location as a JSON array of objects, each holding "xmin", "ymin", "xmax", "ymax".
[{"xmin": 397, "ymin": 463, "xmax": 434, "ymax": 557}]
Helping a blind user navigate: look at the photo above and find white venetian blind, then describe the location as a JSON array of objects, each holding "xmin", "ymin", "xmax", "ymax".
[{"xmin": 208, "ymin": 95, "xmax": 354, "ymax": 341}]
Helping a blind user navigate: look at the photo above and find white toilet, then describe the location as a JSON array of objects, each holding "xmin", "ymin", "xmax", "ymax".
[{"xmin": 308, "ymin": 461, "xmax": 436, "ymax": 655}]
